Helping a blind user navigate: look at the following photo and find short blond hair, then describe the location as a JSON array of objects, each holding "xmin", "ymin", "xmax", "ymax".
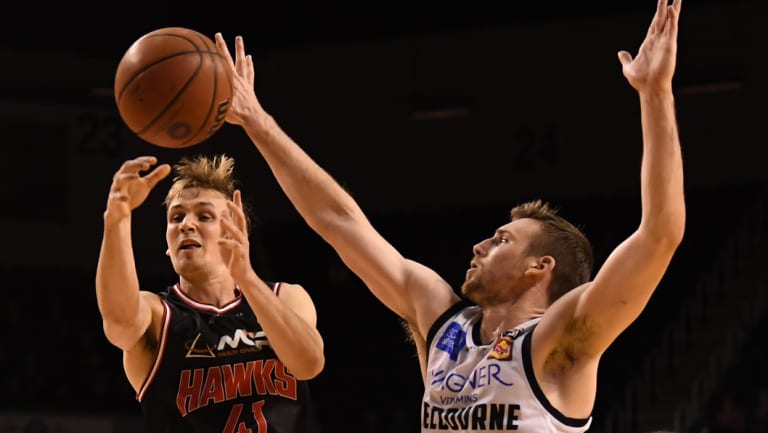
[{"xmin": 164, "ymin": 154, "xmax": 251, "ymax": 232}]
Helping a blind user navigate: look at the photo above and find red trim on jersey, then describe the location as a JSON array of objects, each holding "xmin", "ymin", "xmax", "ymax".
[
  {"xmin": 137, "ymin": 298, "xmax": 172, "ymax": 402},
  {"xmin": 171, "ymin": 284, "xmax": 243, "ymax": 314}
]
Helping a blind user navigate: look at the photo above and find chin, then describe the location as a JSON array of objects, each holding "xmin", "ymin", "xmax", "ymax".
[{"xmin": 460, "ymin": 282, "xmax": 473, "ymax": 298}]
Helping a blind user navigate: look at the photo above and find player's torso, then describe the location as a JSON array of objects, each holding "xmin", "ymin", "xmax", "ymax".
[
  {"xmin": 422, "ymin": 302, "xmax": 591, "ymax": 433},
  {"xmin": 138, "ymin": 284, "xmax": 316, "ymax": 433}
]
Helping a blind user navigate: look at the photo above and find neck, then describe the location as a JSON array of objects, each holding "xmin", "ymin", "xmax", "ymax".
[
  {"xmin": 478, "ymin": 289, "xmax": 547, "ymax": 345},
  {"xmin": 178, "ymin": 273, "xmax": 237, "ymax": 307}
]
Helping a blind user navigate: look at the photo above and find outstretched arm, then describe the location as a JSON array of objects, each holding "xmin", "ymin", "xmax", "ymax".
[
  {"xmin": 214, "ymin": 34, "xmax": 460, "ymax": 339},
  {"xmin": 539, "ymin": 0, "xmax": 686, "ymax": 361},
  {"xmin": 95, "ymin": 156, "xmax": 171, "ymax": 351}
]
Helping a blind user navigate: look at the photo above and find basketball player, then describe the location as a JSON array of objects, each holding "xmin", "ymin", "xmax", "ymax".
[
  {"xmin": 95, "ymin": 154, "xmax": 325, "ymax": 433},
  {"xmin": 216, "ymin": 0, "xmax": 684, "ymax": 430}
]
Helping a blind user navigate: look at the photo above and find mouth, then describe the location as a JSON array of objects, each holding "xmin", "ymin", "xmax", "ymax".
[
  {"xmin": 178, "ymin": 239, "xmax": 202, "ymax": 251},
  {"xmin": 466, "ymin": 260, "xmax": 478, "ymax": 277}
]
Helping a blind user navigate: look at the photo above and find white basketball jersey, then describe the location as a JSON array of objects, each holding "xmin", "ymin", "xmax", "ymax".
[{"xmin": 422, "ymin": 301, "xmax": 592, "ymax": 432}]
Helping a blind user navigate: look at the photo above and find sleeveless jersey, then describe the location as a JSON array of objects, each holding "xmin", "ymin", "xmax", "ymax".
[
  {"xmin": 422, "ymin": 300, "xmax": 592, "ymax": 433},
  {"xmin": 137, "ymin": 283, "xmax": 321, "ymax": 433}
]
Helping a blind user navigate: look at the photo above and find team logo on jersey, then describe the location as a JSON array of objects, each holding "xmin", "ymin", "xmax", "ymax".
[
  {"xmin": 436, "ymin": 322, "xmax": 466, "ymax": 361},
  {"xmin": 487, "ymin": 329, "xmax": 521, "ymax": 361},
  {"xmin": 185, "ymin": 329, "xmax": 270, "ymax": 358}
]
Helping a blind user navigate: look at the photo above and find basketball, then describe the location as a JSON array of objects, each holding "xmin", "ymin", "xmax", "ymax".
[{"xmin": 114, "ymin": 27, "xmax": 233, "ymax": 149}]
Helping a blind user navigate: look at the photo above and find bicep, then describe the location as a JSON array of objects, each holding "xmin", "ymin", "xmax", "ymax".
[
  {"xmin": 573, "ymin": 231, "xmax": 678, "ymax": 356},
  {"xmin": 102, "ymin": 291, "xmax": 159, "ymax": 352}
]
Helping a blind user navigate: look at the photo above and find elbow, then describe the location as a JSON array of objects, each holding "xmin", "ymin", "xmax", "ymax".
[
  {"xmin": 642, "ymin": 214, "xmax": 686, "ymax": 251},
  {"xmin": 669, "ymin": 221, "xmax": 686, "ymax": 248},
  {"xmin": 102, "ymin": 319, "xmax": 143, "ymax": 352},
  {"xmin": 291, "ymin": 352, "xmax": 325, "ymax": 381},
  {"xmin": 663, "ymin": 210, "xmax": 686, "ymax": 248}
]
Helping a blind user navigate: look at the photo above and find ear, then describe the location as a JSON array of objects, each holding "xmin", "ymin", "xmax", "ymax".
[{"xmin": 526, "ymin": 256, "xmax": 555, "ymax": 277}]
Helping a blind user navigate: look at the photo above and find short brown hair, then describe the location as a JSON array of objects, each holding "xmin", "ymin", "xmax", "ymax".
[{"xmin": 510, "ymin": 200, "xmax": 593, "ymax": 304}]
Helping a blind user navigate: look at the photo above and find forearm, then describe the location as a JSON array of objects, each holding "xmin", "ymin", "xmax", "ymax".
[
  {"xmin": 238, "ymin": 275, "xmax": 324, "ymax": 380},
  {"xmin": 241, "ymin": 113, "xmax": 364, "ymax": 234},
  {"xmin": 95, "ymin": 215, "xmax": 146, "ymax": 333},
  {"xmin": 638, "ymin": 89, "xmax": 686, "ymax": 243}
]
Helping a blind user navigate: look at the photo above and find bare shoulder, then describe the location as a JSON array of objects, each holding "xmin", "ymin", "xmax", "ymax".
[
  {"xmin": 276, "ymin": 282, "xmax": 313, "ymax": 303},
  {"xmin": 276, "ymin": 282, "xmax": 318, "ymax": 327}
]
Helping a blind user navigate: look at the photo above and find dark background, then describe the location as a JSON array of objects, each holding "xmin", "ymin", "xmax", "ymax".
[{"xmin": 1, "ymin": 1, "xmax": 766, "ymax": 432}]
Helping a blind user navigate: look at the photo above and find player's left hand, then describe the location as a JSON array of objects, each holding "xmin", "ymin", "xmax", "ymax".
[{"xmin": 218, "ymin": 190, "xmax": 253, "ymax": 282}]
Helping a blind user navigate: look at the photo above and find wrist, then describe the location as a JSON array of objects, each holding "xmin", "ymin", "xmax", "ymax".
[{"xmin": 103, "ymin": 210, "xmax": 131, "ymax": 228}]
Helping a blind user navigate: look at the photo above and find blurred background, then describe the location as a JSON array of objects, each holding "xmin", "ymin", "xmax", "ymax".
[{"xmin": 1, "ymin": 1, "xmax": 766, "ymax": 432}]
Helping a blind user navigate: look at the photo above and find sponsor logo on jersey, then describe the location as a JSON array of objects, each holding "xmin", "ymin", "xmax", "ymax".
[
  {"xmin": 431, "ymin": 362, "xmax": 514, "ymax": 393},
  {"xmin": 185, "ymin": 329, "xmax": 270, "ymax": 358},
  {"xmin": 436, "ymin": 322, "xmax": 466, "ymax": 361}
]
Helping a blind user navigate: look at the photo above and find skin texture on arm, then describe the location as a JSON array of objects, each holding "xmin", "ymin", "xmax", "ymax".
[
  {"xmin": 95, "ymin": 156, "xmax": 172, "ymax": 391},
  {"xmin": 95, "ymin": 157, "xmax": 171, "ymax": 351},
  {"xmin": 214, "ymin": 33, "xmax": 461, "ymax": 345},
  {"xmin": 532, "ymin": 0, "xmax": 686, "ymax": 417},
  {"xmin": 218, "ymin": 190, "xmax": 325, "ymax": 379}
]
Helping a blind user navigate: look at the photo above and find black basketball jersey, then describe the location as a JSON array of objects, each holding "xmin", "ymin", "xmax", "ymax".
[{"xmin": 137, "ymin": 283, "xmax": 321, "ymax": 433}]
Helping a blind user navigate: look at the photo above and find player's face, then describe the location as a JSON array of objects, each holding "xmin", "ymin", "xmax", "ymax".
[
  {"xmin": 165, "ymin": 187, "xmax": 231, "ymax": 274},
  {"xmin": 461, "ymin": 218, "xmax": 542, "ymax": 305}
]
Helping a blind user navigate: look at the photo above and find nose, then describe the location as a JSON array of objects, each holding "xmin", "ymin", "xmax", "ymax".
[
  {"xmin": 472, "ymin": 238, "xmax": 489, "ymax": 256},
  {"xmin": 180, "ymin": 216, "xmax": 196, "ymax": 233}
]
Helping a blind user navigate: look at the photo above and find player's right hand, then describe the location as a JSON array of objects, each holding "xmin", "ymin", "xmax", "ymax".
[{"xmin": 105, "ymin": 156, "xmax": 171, "ymax": 223}]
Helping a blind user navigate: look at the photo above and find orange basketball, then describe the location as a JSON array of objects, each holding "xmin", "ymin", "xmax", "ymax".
[{"xmin": 114, "ymin": 27, "xmax": 233, "ymax": 149}]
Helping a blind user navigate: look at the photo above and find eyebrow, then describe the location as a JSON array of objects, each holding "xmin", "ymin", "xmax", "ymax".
[
  {"xmin": 496, "ymin": 229, "xmax": 516, "ymax": 239},
  {"xmin": 168, "ymin": 201, "xmax": 217, "ymax": 212}
]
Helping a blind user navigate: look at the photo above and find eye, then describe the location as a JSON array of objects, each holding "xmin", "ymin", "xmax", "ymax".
[
  {"xmin": 492, "ymin": 236, "xmax": 509, "ymax": 246},
  {"xmin": 169, "ymin": 213, "xmax": 184, "ymax": 223},
  {"xmin": 198, "ymin": 213, "xmax": 214, "ymax": 222}
]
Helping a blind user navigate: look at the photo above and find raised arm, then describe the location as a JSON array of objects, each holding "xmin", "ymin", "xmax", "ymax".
[
  {"xmin": 214, "ymin": 34, "xmax": 460, "ymax": 337},
  {"xmin": 218, "ymin": 190, "xmax": 325, "ymax": 379},
  {"xmin": 95, "ymin": 156, "xmax": 171, "ymax": 351},
  {"xmin": 539, "ymin": 0, "xmax": 686, "ymax": 361}
]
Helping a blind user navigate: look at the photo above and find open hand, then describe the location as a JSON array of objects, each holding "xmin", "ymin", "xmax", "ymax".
[
  {"xmin": 105, "ymin": 156, "xmax": 171, "ymax": 223},
  {"xmin": 218, "ymin": 190, "xmax": 254, "ymax": 283},
  {"xmin": 618, "ymin": 0, "xmax": 682, "ymax": 93}
]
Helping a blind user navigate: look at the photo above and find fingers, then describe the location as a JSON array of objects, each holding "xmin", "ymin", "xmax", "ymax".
[
  {"xmin": 234, "ymin": 36, "xmax": 255, "ymax": 84},
  {"xmin": 215, "ymin": 33, "xmax": 232, "ymax": 60},
  {"xmin": 219, "ymin": 214, "xmax": 248, "ymax": 251},
  {"xmin": 235, "ymin": 36, "xmax": 247, "ymax": 77},
  {"xmin": 116, "ymin": 156, "xmax": 156, "ymax": 176},
  {"xmin": 219, "ymin": 191, "xmax": 248, "ymax": 245},
  {"xmin": 654, "ymin": 0, "xmax": 668, "ymax": 34},
  {"xmin": 664, "ymin": 0, "xmax": 681, "ymax": 37},
  {"xmin": 112, "ymin": 156, "xmax": 152, "ymax": 189},
  {"xmin": 245, "ymin": 51, "xmax": 255, "ymax": 85},
  {"xmin": 226, "ymin": 192, "xmax": 248, "ymax": 234},
  {"xmin": 233, "ymin": 189, "xmax": 243, "ymax": 208},
  {"xmin": 145, "ymin": 164, "xmax": 172, "ymax": 188},
  {"xmin": 672, "ymin": 0, "xmax": 682, "ymax": 16},
  {"xmin": 215, "ymin": 33, "xmax": 254, "ymax": 85},
  {"xmin": 215, "ymin": 33, "xmax": 236, "ymax": 73},
  {"xmin": 109, "ymin": 156, "xmax": 167, "ymax": 199},
  {"xmin": 617, "ymin": 50, "xmax": 633, "ymax": 67}
]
